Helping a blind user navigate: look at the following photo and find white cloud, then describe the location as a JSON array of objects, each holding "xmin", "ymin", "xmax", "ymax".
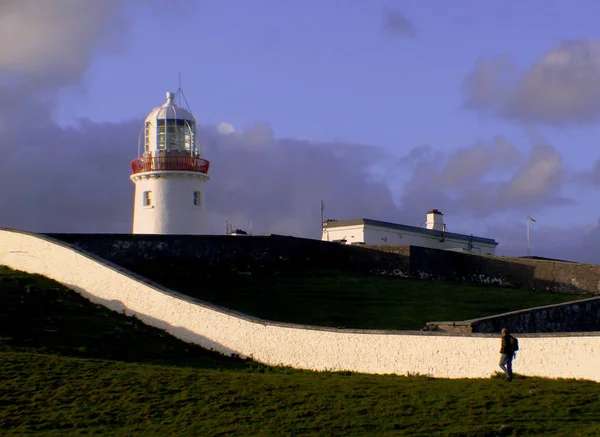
[
  {"xmin": 463, "ymin": 39, "xmax": 600, "ymax": 125},
  {"xmin": 398, "ymin": 136, "xmax": 571, "ymax": 221},
  {"xmin": 0, "ymin": 0, "xmax": 137, "ymax": 85},
  {"xmin": 217, "ymin": 122, "xmax": 236, "ymax": 134}
]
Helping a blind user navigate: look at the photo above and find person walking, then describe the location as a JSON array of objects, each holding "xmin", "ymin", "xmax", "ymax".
[{"xmin": 499, "ymin": 328, "xmax": 517, "ymax": 382}]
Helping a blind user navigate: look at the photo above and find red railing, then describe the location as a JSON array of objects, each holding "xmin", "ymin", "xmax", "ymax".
[{"xmin": 131, "ymin": 156, "xmax": 210, "ymax": 175}]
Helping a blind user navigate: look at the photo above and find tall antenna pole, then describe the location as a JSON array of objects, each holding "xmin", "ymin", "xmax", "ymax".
[
  {"xmin": 526, "ymin": 217, "xmax": 530, "ymax": 257},
  {"xmin": 178, "ymin": 72, "xmax": 182, "ymax": 105},
  {"xmin": 526, "ymin": 216, "xmax": 536, "ymax": 256},
  {"xmin": 321, "ymin": 200, "xmax": 325, "ymax": 237}
]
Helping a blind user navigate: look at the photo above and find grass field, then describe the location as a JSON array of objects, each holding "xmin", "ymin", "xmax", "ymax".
[
  {"xmin": 125, "ymin": 261, "xmax": 583, "ymax": 330},
  {"xmin": 0, "ymin": 266, "xmax": 248, "ymax": 368},
  {"xmin": 3, "ymin": 352, "xmax": 600, "ymax": 437},
  {"xmin": 2, "ymin": 265, "xmax": 599, "ymax": 436}
]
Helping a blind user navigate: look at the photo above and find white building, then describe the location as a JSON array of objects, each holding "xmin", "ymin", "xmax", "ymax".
[
  {"xmin": 130, "ymin": 91, "xmax": 210, "ymax": 234},
  {"xmin": 321, "ymin": 209, "xmax": 498, "ymax": 255}
]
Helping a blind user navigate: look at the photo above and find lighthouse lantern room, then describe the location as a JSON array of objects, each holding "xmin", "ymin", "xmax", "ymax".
[{"xmin": 130, "ymin": 91, "xmax": 210, "ymax": 234}]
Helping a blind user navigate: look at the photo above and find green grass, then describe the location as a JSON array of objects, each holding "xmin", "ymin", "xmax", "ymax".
[
  {"xmin": 0, "ymin": 265, "xmax": 249, "ymax": 369},
  {"xmin": 125, "ymin": 261, "xmax": 584, "ymax": 330},
  {"xmin": 2, "ymin": 265, "xmax": 599, "ymax": 436},
  {"xmin": 2, "ymin": 353, "xmax": 600, "ymax": 436}
]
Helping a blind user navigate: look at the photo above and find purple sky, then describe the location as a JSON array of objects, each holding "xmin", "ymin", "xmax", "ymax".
[{"xmin": 3, "ymin": 0, "xmax": 600, "ymax": 263}]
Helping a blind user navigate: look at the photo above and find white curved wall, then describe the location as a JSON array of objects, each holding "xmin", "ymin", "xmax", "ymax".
[
  {"xmin": 131, "ymin": 171, "xmax": 207, "ymax": 234},
  {"xmin": 0, "ymin": 229, "xmax": 598, "ymax": 382}
]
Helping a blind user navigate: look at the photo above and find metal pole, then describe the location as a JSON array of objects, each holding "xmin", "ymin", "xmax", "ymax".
[
  {"xmin": 321, "ymin": 200, "xmax": 325, "ymax": 239},
  {"xmin": 526, "ymin": 217, "xmax": 531, "ymax": 257},
  {"xmin": 178, "ymin": 72, "xmax": 182, "ymax": 105}
]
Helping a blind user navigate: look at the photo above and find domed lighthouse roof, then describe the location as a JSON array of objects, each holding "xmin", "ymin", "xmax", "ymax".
[{"xmin": 145, "ymin": 91, "xmax": 196, "ymax": 124}]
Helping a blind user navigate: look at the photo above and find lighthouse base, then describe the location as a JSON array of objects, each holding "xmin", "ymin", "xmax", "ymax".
[{"xmin": 131, "ymin": 171, "xmax": 209, "ymax": 235}]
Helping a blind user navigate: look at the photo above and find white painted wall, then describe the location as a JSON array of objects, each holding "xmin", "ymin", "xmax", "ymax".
[
  {"xmin": 0, "ymin": 229, "xmax": 597, "ymax": 382},
  {"xmin": 131, "ymin": 171, "xmax": 208, "ymax": 234},
  {"xmin": 321, "ymin": 225, "xmax": 364, "ymax": 244},
  {"xmin": 323, "ymin": 224, "xmax": 496, "ymax": 255}
]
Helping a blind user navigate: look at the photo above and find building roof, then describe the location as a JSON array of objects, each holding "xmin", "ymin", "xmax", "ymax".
[
  {"xmin": 145, "ymin": 91, "xmax": 195, "ymax": 124},
  {"xmin": 323, "ymin": 218, "xmax": 498, "ymax": 246}
]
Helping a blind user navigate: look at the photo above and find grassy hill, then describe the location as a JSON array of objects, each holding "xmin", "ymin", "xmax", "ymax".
[
  {"xmin": 1, "ymin": 265, "xmax": 599, "ymax": 436},
  {"xmin": 0, "ymin": 266, "xmax": 249, "ymax": 369},
  {"xmin": 124, "ymin": 261, "xmax": 582, "ymax": 330}
]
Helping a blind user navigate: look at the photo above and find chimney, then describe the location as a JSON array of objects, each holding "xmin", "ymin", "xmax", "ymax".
[{"xmin": 426, "ymin": 209, "xmax": 445, "ymax": 231}]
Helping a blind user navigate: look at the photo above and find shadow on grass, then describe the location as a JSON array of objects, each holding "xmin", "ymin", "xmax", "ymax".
[{"xmin": 0, "ymin": 268, "xmax": 258, "ymax": 370}]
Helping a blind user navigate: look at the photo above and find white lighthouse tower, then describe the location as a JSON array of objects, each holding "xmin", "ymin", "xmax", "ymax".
[{"xmin": 130, "ymin": 91, "xmax": 210, "ymax": 234}]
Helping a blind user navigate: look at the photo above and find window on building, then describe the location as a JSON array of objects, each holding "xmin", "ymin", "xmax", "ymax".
[
  {"xmin": 193, "ymin": 191, "xmax": 202, "ymax": 206},
  {"xmin": 157, "ymin": 125, "xmax": 166, "ymax": 149},
  {"xmin": 144, "ymin": 122, "xmax": 151, "ymax": 154},
  {"xmin": 156, "ymin": 119, "xmax": 195, "ymax": 151},
  {"xmin": 184, "ymin": 130, "xmax": 193, "ymax": 151},
  {"xmin": 143, "ymin": 191, "xmax": 152, "ymax": 207},
  {"xmin": 166, "ymin": 123, "xmax": 178, "ymax": 149}
]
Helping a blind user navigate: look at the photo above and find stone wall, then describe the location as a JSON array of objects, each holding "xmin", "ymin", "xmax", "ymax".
[
  {"xmin": 426, "ymin": 297, "xmax": 600, "ymax": 334},
  {"xmin": 45, "ymin": 233, "xmax": 410, "ymax": 276},
  {"xmin": 42, "ymin": 234, "xmax": 600, "ymax": 295},
  {"xmin": 38, "ymin": 234, "xmax": 600, "ymax": 295},
  {"xmin": 366, "ymin": 245, "xmax": 600, "ymax": 295},
  {"xmin": 2, "ymin": 228, "xmax": 599, "ymax": 382}
]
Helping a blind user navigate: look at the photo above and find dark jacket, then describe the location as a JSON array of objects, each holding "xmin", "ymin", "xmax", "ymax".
[{"xmin": 500, "ymin": 335, "xmax": 515, "ymax": 355}]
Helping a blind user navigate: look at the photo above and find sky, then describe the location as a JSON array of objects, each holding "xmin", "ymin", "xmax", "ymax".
[{"xmin": 2, "ymin": 0, "xmax": 600, "ymax": 263}]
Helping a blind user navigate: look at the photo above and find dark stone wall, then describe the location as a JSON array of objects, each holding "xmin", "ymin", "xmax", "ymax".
[
  {"xmin": 44, "ymin": 234, "xmax": 410, "ymax": 275},
  {"xmin": 366, "ymin": 245, "xmax": 600, "ymax": 296},
  {"xmin": 44, "ymin": 234, "xmax": 600, "ymax": 295},
  {"xmin": 426, "ymin": 297, "xmax": 600, "ymax": 334}
]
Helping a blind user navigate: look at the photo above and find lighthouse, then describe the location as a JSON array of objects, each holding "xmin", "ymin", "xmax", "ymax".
[{"xmin": 130, "ymin": 91, "xmax": 210, "ymax": 234}]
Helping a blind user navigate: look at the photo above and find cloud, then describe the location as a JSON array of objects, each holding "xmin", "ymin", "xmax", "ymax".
[
  {"xmin": 572, "ymin": 157, "xmax": 600, "ymax": 186},
  {"xmin": 0, "ymin": 0, "xmax": 139, "ymax": 86},
  {"xmin": 217, "ymin": 122, "xmax": 235, "ymax": 135},
  {"xmin": 397, "ymin": 135, "xmax": 572, "ymax": 221},
  {"xmin": 382, "ymin": 8, "xmax": 416, "ymax": 39},
  {"xmin": 189, "ymin": 123, "xmax": 402, "ymax": 236},
  {"xmin": 463, "ymin": 39, "xmax": 600, "ymax": 125}
]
